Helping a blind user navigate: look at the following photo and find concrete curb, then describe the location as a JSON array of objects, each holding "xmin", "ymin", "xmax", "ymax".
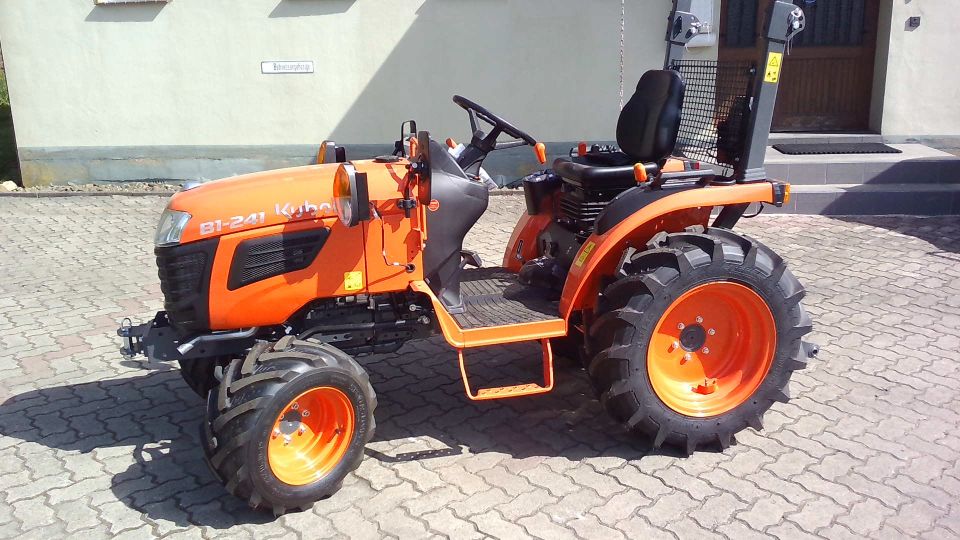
[{"xmin": 0, "ymin": 191, "xmax": 178, "ymax": 198}]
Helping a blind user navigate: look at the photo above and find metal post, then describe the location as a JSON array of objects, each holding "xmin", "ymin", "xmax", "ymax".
[
  {"xmin": 663, "ymin": 0, "xmax": 701, "ymax": 69},
  {"xmin": 736, "ymin": 1, "xmax": 806, "ymax": 183}
]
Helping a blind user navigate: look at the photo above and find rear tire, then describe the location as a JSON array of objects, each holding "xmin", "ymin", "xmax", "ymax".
[
  {"xmin": 201, "ymin": 337, "xmax": 376, "ymax": 514},
  {"xmin": 587, "ymin": 227, "xmax": 812, "ymax": 455}
]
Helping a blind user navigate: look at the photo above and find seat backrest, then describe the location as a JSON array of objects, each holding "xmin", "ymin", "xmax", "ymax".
[{"xmin": 616, "ymin": 70, "xmax": 685, "ymax": 164}]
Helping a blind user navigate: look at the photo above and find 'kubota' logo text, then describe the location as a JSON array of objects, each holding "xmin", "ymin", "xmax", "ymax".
[{"xmin": 275, "ymin": 200, "xmax": 332, "ymax": 219}]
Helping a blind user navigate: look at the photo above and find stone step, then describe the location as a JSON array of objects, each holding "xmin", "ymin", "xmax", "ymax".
[
  {"xmin": 765, "ymin": 183, "xmax": 960, "ymax": 215},
  {"xmin": 768, "ymin": 132, "xmax": 884, "ymax": 145},
  {"xmin": 765, "ymin": 144, "xmax": 960, "ymax": 186}
]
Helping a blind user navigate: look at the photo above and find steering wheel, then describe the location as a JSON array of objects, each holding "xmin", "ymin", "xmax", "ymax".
[{"xmin": 453, "ymin": 95, "xmax": 537, "ymax": 148}]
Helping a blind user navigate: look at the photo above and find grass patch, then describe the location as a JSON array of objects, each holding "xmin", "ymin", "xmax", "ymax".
[
  {"xmin": 0, "ymin": 70, "xmax": 8, "ymax": 107},
  {"xmin": 0, "ymin": 70, "xmax": 22, "ymax": 184}
]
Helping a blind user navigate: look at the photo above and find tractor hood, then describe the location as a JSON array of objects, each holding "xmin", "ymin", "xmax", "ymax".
[{"xmin": 167, "ymin": 164, "xmax": 341, "ymax": 245}]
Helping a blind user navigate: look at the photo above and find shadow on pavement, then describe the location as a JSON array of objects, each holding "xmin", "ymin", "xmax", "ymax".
[
  {"xmin": 0, "ymin": 366, "xmax": 272, "ymax": 528},
  {"xmin": 827, "ymin": 215, "xmax": 960, "ymax": 259},
  {"xmin": 0, "ymin": 338, "xmax": 707, "ymax": 524}
]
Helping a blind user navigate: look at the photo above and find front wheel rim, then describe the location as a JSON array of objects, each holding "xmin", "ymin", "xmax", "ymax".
[
  {"xmin": 647, "ymin": 281, "xmax": 777, "ymax": 418},
  {"xmin": 267, "ymin": 387, "xmax": 356, "ymax": 486}
]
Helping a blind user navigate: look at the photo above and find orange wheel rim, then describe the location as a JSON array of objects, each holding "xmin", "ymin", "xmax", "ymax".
[
  {"xmin": 647, "ymin": 282, "xmax": 776, "ymax": 418},
  {"xmin": 267, "ymin": 387, "xmax": 355, "ymax": 486}
]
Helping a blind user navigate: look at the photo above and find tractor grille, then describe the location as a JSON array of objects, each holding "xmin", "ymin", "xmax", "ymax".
[
  {"xmin": 227, "ymin": 229, "xmax": 330, "ymax": 291},
  {"xmin": 669, "ymin": 60, "xmax": 756, "ymax": 174},
  {"xmin": 155, "ymin": 238, "xmax": 217, "ymax": 331}
]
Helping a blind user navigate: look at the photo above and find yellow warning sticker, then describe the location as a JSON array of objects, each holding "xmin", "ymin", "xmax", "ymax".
[
  {"xmin": 764, "ymin": 52, "xmax": 783, "ymax": 83},
  {"xmin": 344, "ymin": 271, "xmax": 364, "ymax": 292},
  {"xmin": 574, "ymin": 241, "xmax": 597, "ymax": 268}
]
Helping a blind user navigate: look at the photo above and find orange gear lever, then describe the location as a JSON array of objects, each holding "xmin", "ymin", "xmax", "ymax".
[{"xmin": 534, "ymin": 143, "xmax": 547, "ymax": 165}]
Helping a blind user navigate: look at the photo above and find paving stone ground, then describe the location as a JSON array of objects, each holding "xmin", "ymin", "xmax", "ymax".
[{"xmin": 0, "ymin": 195, "xmax": 959, "ymax": 539}]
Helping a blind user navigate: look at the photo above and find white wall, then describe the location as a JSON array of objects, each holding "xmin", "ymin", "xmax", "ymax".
[
  {"xmin": 0, "ymin": 0, "xmax": 719, "ymax": 149},
  {"xmin": 873, "ymin": 0, "xmax": 960, "ymax": 136}
]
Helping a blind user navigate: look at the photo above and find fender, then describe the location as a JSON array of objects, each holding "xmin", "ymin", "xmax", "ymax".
[
  {"xmin": 559, "ymin": 182, "xmax": 780, "ymax": 318},
  {"xmin": 502, "ymin": 190, "xmax": 561, "ymax": 272},
  {"xmin": 502, "ymin": 212, "xmax": 553, "ymax": 272}
]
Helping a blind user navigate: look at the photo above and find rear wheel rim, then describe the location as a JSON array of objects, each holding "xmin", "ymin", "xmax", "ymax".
[
  {"xmin": 647, "ymin": 281, "xmax": 776, "ymax": 418},
  {"xmin": 267, "ymin": 387, "xmax": 355, "ymax": 486}
]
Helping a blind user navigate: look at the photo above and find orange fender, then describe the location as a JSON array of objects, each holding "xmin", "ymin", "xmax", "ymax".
[
  {"xmin": 502, "ymin": 191, "xmax": 560, "ymax": 272},
  {"xmin": 502, "ymin": 212, "xmax": 552, "ymax": 272},
  {"xmin": 558, "ymin": 182, "xmax": 779, "ymax": 318}
]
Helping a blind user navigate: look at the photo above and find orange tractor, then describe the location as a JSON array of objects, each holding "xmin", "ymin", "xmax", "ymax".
[{"xmin": 119, "ymin": 1, "xmax": 813, "ymax": 514}]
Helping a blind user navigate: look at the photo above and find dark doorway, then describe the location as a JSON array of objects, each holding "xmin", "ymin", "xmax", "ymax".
[{"xmin": 720, "ymin": 0, "xmax": 881, "ymax": 132}]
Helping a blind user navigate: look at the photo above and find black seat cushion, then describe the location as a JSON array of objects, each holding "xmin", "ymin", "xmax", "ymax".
[
  {"xmin": 576, "ymin": 150, "xmax": 634, "ymax": 167},
  {"xmin": 616, "ymin": 70, "xmax": 685, "ymax": 163},
  {"xmin": 553, "ymin": 158, "xmax": 637, "ymax": 189}
]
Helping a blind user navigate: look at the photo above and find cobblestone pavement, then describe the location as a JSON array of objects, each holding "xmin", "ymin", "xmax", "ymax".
[{"xmin": 1, "ymin": 195, "xmax": 959, "ymax": 540}]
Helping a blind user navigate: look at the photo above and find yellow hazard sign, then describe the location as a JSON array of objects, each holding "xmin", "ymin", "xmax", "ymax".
[
  {"xmin": 344, "ymin": 271, "xmax": 364, "ymax": 291},
  {"xmin": 574, "ymin": 241, "xmax": 597, "ymax": 268},
  {"xmin": 764, "ymin": 52, "xmax": 783, "ymax": 83}
]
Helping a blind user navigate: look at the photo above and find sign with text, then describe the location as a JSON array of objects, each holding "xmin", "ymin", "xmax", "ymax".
[{"xmin": 261, "ymin": 61, "xmax": 314, "ymax": 74}]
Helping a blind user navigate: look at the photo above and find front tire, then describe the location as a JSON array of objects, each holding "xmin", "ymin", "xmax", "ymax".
[
  {"xmin": 178, "ymin": 357, "xmax": 229, "ymax": 397},
  {"xmin": 588, "ymin": 228, "xmax": 812, "ymax": 455},
  {"xmin": 202, "ymin": 337, "xmax": 376, "ymax": 514}
]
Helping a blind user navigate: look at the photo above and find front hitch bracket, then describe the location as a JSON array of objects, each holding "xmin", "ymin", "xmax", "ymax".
[
  {"xmin": 117, "ymin": 311, "xmax": 258, "ymax": 362},
  {"xmin": 118, "ymin": 318, "xmax": 148, "ymax": 358}
]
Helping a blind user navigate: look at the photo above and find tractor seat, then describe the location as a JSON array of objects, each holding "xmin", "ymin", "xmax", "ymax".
[
  {"xmin": 554, "ymin": 69, "xmax": 685, "ymax": 189},
  {"xmin": 553, "ymin": 158, "xmax": 658, "ymax": 189}
]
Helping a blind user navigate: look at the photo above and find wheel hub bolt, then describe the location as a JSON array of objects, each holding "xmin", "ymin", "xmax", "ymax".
[
  {"xmin": 695, "ymin": 316, "xmax": 704, "ymax": 324},
  {"xmin": 669, "ymin": 340, "xmax": 680, "ymax": 352},
  {"xmin": 302, "ymin": 410, "xmax": 310, "ymax": 417},
  {"xmin": 708, "ymin": 328, "xmax": 716, "ymax": 336},
  {"xmin": 298, "ymin": 425, "xmax": 306, "ymax": 435},
  {"xmin": 291, "ymin": 402, "xmax": 299, "ymax": 410},
  {"xmin": 283, "ymin": 435, "xmax": 292, "ymax": 446},
  {"xmin": 682, "ymin": 353, "xmax": 692, "ymax": 364},
  {"xmin": 677, "ymin": 323, "xmax": 685, "ymax": 330},
  {"xmin": 702, "ymin": 347, "xmax": 710, "ymax": 354},
  {"xmin": 272, "ymin": 428, "xmax": 280, "ymax": 439}
]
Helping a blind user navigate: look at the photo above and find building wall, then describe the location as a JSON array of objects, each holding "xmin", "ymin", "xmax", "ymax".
[
  {"xmin": 0, "ymin": 0, "xmax": 719, "ymax": 185},
  {"xmin": 872, "ymin": 0, "xmax": 960, "ymax": 137}
]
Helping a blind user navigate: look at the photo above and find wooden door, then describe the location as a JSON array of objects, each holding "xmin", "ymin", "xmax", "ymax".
[{"xmin": 719, "ymin": 0, "xmax": 880, "ymax": 132}]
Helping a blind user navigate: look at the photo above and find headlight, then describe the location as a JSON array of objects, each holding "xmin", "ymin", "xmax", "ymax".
[
  {"xmin": 155, "ymin": 209, "xmax": 192, "ymax": 247},
  {"xmin": 334, "ymin": 164, "xmax": 355, "ymax": 227},
  {"xmin": 334, "ymin": 163, "xmax": 370, "ymax": 227}
]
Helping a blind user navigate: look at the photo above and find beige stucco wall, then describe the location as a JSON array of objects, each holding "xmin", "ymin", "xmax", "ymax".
[
  {"xmin": 872, "ymin": 0, "xmax": 960, "ymax": 136},
  {"xmin": 0, "ymin": 0, "xmax": 719, "ymax": 150}
]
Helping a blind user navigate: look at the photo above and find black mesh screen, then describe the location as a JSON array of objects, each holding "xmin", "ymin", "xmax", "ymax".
[{"xmin": 669, "ymin": 60, "xmax": 757, "ymax": 173}]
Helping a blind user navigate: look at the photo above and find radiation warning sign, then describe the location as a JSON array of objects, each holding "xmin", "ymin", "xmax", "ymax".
[{"xmin": 764, "ymin": 52, "xmax": 783, "ymax": 83}]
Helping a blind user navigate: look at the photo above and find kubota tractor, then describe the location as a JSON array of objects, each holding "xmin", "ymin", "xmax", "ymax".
[{"xmin": 119, "ymin": 1, "xmax": 814, "ymax": 514}]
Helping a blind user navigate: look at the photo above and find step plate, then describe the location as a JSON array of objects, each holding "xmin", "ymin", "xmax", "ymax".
[
  {"xmin": 454, "ymin": 267, "xmax": 559, "ymax": 330},
  {"xmin": 475, "ymin": 383, "xmax": 551, "ymax": 399},
  {"xmin": 458, "ymin": 339, "xmax": 556, "ymax": 401}
]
